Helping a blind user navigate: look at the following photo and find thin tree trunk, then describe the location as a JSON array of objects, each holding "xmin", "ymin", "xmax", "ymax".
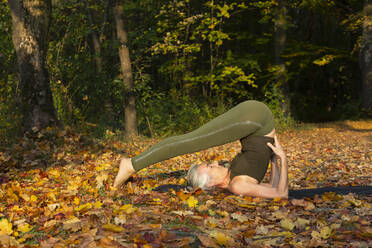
[
  {"xmin": 87, "ymin": 8, "xmax": 103, "ymax": 71},
  {"xmin": 360, "ymin": 0, "xmax": 372, "ymax": 110},
  {"xmin": 8, "ymin": 0, "xmax": 57, "ymax": 132},
  {"xmin": 85, "ymin": 0, "xmax": 110, "ymax": 72},
  {"xmin": 114, "ymin": 0, "xmax": 137, "ymax": 136},
  {"xmin": 274, "ymin": 0, "xmax": 290, "ymax": 116}
]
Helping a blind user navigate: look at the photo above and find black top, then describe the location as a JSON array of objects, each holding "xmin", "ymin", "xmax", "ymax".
[{"xmin": 229, "ymin": 135, "xmax": 274, "ymax": 182}]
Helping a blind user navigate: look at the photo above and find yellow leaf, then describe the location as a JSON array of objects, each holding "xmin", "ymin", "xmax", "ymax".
[
  {"xmin": 295, "ymin": 217, "xmax": 310, "ymax": 228},
  {"xmin": 63, "ymin": 217, "xmax": 81, "ymax": 232},
  {"xmin": 0, "ymin": 219, "xmax": 12, "ymax": 235},
  {"xmin": 67, "ymin": 184, "xmax": 79, "ymax": 191},
  {"xmin": 47, "ymin": 192, "xmax": 57, "ymax": 201},
  {"xmin": 20, "ymin": 194, "xmax": 30, "ymax": 202},
  {"xmin": 346, "ymin": 198, "xmax": 362, "ymax": 207},
  {"xmin": 320, "ymin": 226, "xmax": 332, "ymax": 239},
  {"xmin": 73, "ymin": 197, "xmax": 80, "ymax": 205},
  {"xmin": 270, "ymin": 231, "xmax": 296, "ymax": 238},
  {"xmin": 114, "ymin": 204, "xmax": 137, "ymax": 214},
  {"xmin": 94, "ymin": 201, "xmax": 103, "ymax": 209},
  {"xmin": 48, "ymin": 169, "xmax": 60, "ymax": 178},
  {"xmin": 75, "ymin": 202, "xmax": 92, "ymax": 212},
  {"xmin": 152, "ymin": 198, "xmax": 162, "ymax": 204},
  {"xmin": 11, "ymin": 205, "xmax": 21, "ymax": 211},
  {"xmin": 280, "ymin": 218, "xmax": 295, "ymax": 231},
  {"xmin": 311, "ymin": 230, "xmax": 321, "ymax": 240},
  {"xmin": 205, "ymin": 217, "xmax": 218, "ymax": 228},
  {"xmin": 216, "ymin": 210, "xmax": 229, "ymax": 217},
  {"xmin": 96, "ymin": 173, "xmax": 108, "ymax": 188},
  {"xmin": 102, "ymin": 224, "xmax": 124, "ymax": 233},
  {"xmin": 210, "ymin": 231, "xmax": 229, "ymax": 246},
  {"xmin": 187, "ymin": 196, "xmax": 198, "ymax": 208},
  {"xmin": 17, "ymin": 223, "xmax": 32, "ymax": 233},
  {"xmin": 95, "ymin": 163, "xmax": 110, "ymax": 171}
]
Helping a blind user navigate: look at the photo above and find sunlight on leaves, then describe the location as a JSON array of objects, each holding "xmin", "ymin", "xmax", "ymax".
[
  {"xmin": 0, "ymin": 219, "xmax": 12, "ymax": 235},
  {"xmin": 187, "ymin": 196, "xmax": 198, "ymax": 208}
]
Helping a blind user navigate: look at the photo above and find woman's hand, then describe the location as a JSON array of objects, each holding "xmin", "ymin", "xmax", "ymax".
[{"xmin": 267, "ymin": 135, "xmax": 286, "ymax": 160}]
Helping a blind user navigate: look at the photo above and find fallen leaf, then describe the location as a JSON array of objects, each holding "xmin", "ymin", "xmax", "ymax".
[
  {"xmin": 176, "ymin": 190, "xmax": 189, "ymax": 201},
  {"xmin": 0, "ymin": 219, "xmax": 12, "ymax": 235},
  {"xmin": 63, "ymin": 217, "xmax": 81, "ymax": 232},
  {"xmin": 102, "ymin": 223, "xmax": 124, "ymax": 233},
  {"xmin": 197, "ymin": 234, "xmax": 219, "ymax": 248},
  {"xmin": 40, "ymin": 237, "xmax": 63, "ymax": 248},
  {"xmin": 0, "ymin": 234, "xmax": 19, "ymax": 247},
  {"xmin": 319, "ymin": 226, "xmax": 332, "ymax": 239},
  {"xmin": 187, "ymin": 196, "xmax": 198, "ymax": 208},
  {"xmin": 75, "ymin": 202, "xmax": 92, "ymax": 212},
  {"xmin": 210, "ymin": 231, "xmax": 229, "ymax": 246},
  {"xmin": 114, "ymin": 216, "xmax": 126, "ymax": 225},
  {"xmin": 256, "ymin": 225, "xmax": 269, "ymax": 235},
  {"xmin": 171, "ymin": 210, "xmax": 194, "ymax": 216},
  {"xmin": 280, "ymin": 218, "xmax": 295, "ymax": 231},
  {"xmin": 17, "ymin": 223, "xmax": 33, "ymax": 233},
  {"xmin": 47, "ymin": 203, "xmax": 60, "ymax": 211},
  {"xmin": 114, "ymin": 204, "xmax": 137, "ymax": 214},
  {"xmin": 231, "ymin": 213, "xmax": 248, "ymax": 223},
  {"xmin": 96, "ymin": 173, "xmax": 108, "ymax": 189},
  {"xmin": 294, "ymin": 217, "xmax": 310, "ymax": 229}
]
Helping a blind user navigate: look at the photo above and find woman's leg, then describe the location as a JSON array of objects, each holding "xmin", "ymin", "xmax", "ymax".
[{"xmin": 132, "ymin": 100, "xmax": 274, "ymax": 171}]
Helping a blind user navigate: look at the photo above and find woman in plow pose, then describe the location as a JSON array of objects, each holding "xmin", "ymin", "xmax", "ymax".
[{"xmin": 113, "ymin": 100, "xmax": 288, "ymax": 199}]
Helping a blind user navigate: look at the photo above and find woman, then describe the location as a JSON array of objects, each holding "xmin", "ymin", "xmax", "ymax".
[
  {"xmin": 187, "ymin": 135, "xmax": 287, "ymax": 198},
  {"xmin": 113, "ymin": 100, "xmax": 288, "ymax": 198}
]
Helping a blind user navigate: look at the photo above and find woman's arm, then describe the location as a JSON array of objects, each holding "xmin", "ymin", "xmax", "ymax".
[
  {"xmin": 228, "ymin": 135, "xmax": 288, "ymax": 199},
  {"xmin": 269, "ymin": 156, "xmax": 280, "ymax": 187},
  {"xmin": 260, "ymin": 156, "xmax": 279, "ymax": 187}
]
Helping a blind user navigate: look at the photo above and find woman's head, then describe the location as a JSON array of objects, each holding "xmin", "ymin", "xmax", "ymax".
[
  {"xmin": 187, "ymin": 162, "xmax": 228, "ymax": 190},
  {"xmin": 187, "ymin": 164, "xmax": 212, "ymax": 190}
]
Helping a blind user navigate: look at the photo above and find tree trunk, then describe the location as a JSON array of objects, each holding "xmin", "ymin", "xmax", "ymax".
[
  {"xmin": 85, "ymin": 0, "xmax": 110, "ymax": 72},
  {"xmin": 8, "ymin": 0, "xmax": 57, "ymax": 132},
  {"xmin": 360, "ymin": 0, "xmax": 372, "ymax": 111},
  {"xmin": 274, "ymin": 0, "xmax": 290, "ymax": 116},
  {"xmin": 87, "ymin": 7, "xmax": 103, "ymax": 72},
  {"xmin": 113, "ymin": 0, "xmax": 137, "ymax": 136}
]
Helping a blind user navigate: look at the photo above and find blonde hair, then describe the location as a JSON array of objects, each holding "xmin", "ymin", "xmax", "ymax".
[{"xmin": 187, "ymin": 164, "xmax": 212, "ymax": 190}]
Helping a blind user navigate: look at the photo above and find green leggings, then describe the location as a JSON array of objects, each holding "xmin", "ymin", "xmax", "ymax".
[{"xmin": 132, "ymin": 100, "xmax": 275, "ymax": 171}]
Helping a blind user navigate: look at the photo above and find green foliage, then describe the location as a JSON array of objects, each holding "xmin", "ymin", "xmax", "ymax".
[
  {"xmin": 0, "ymin": 0, "xmax": 368, "ymax": 142},
  {"xmin": 152, "ymin": 0, "xmax": 257, "ymax": 99},
  {"xmin": 0, "ymin": 2, "xmax": 21, "ymax": 144},
  {"xmin": 136, "ymin": 91, "xmax": 232, "ymax": 137}
]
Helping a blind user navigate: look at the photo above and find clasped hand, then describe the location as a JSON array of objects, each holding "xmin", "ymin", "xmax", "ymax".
[{"xmin": 267, "ymin": 135, "xmax": 286, "ymax": 160}]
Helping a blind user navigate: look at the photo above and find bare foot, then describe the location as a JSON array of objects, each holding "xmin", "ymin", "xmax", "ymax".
[{"xmin": 113, "ymin": 157, "xmax": 135, "ymax": 188}]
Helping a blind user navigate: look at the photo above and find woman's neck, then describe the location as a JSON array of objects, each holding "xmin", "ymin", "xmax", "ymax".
[{"xmin": 216, "ymin": 169, "xmax": 231, "ymax": 189}]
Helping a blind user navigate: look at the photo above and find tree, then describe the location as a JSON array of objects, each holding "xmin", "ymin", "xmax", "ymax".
[
  {"xmin": 8, "ymin": 0, "xmax": 57, "ymax": 132},
  {"xmin": 114, "ymin": 0, "xmax": 137, "ymax": 136},
  {"xmin": 274, "ymin": 0, "xmax": 289, "ymax": 116},
  {"xmin": 360, "ymin": 0, "xmax": 372, "ymax": 111}
]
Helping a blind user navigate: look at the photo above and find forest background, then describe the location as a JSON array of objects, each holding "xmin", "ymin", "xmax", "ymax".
[{"xmin": 1, "ymin": 0, "xmax": 371, "ymax": 143}]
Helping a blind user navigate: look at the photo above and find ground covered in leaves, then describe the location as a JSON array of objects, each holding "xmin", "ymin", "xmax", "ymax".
[{"xmin": 0, "ymin": 121, "xmax": 371, "ymax": 247}]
